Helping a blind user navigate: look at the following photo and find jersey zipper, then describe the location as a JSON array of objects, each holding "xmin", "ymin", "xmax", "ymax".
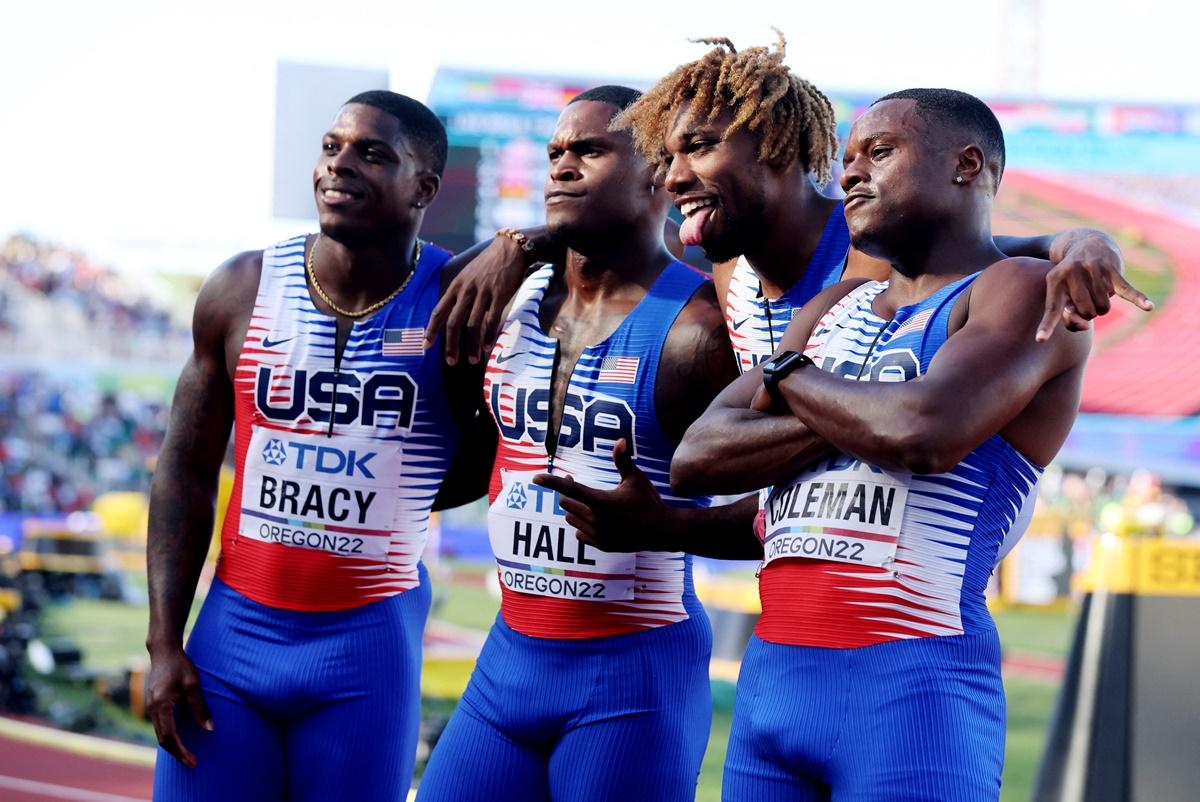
[
  {"xmin": 328, "ymin": 320, "xmax": 352, "ymax": 437},
  {"xmin": 545, "ymin": 341, "xmax": 563, "ymax": 474}
]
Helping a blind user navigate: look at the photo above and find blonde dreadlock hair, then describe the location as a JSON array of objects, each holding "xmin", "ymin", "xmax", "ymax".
[{"xmin": 612, "ymin": 29, "xmax": 838, "ymax": 186}]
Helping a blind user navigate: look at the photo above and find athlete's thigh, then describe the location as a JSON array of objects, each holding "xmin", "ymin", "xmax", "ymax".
[
  {"xmin": 285, "ymin": 682, "xmax": 417, "ymax": 802},
  {"xmin": 721, "ymin": 636, "xmax": 834, "ymax": 802},
  {"xmin": 833, "ymin": 704, "xmax": 1004, "ymax": 802},
  {"xmin": 417, "ymin": 702, "xmax": 551, "ymax": 802},
  {"xmin": 833, "ymin": 638, "xmax": 1006, "ymax": 802},
  {"xmin": 152, "ymin": 681, "xmax": 284, "ymax": 802},
  {"xmin": 286, "ymin": 592, "xmax": 428, "ymax": 802},
  {"xmin": 721, "ymin": 685, "xmax": 829, "ymax": 802},
  {"xmin": 831, "ymin": 709, "xmax": 1003, "ymax": 802},
  {"xmin": 549, "ymin": 642, "xmax": 712, "ymax": 802},
  {"xmin": 550, "ymin": 706, "xmax": 709, "ymax": 802}
]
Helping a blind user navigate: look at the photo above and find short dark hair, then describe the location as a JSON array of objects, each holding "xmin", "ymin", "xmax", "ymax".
[
  {"xmin": 569, "ymin": 85, "xmax": 643, "ymax": 113},
  {"xmin": 345, "ymin": 90, "xmax": 448, "ymax": 178},
  {"xmin": 873, "ymin": 88, "xmax": 1006, "ymax": 183}
]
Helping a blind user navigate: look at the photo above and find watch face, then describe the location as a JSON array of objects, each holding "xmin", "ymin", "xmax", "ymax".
[{"xmin": 765, "ymin": 352, "xmax": 797, "ymax": 374}]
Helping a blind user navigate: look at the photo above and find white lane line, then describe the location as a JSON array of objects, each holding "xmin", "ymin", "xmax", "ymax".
[
  {"xmin": 0, "ymin": 775, "xmax": 149, "ymax": 802},
  {"xmin": 0, "ymin": 717, "xmax": 156, "ymax": 767}
]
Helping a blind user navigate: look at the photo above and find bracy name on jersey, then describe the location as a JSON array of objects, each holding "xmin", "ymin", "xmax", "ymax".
[
  {"xmin": 256, "ymin": 367, "xmax": 417, "ymax": 430},
  {"xmin": 489, "ymin": 385, "xmax": 635, "ymax": 456},
  {"xmin": 254, "ymin": 437, "xmax": 381, "ymax": 525},
  {"xmin": 240, "ymin": 429, "xmax": 404, "ymax": 561}
]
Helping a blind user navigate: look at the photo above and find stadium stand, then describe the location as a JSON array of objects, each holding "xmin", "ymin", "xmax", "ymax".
[
  {"xmin": 995, "ymin": 171, "xmax": 1200, "ymax": 416},
  {"xmin": 0, "ymin": 373, "xmax": 166, "ymax": 514},
  {"xmin": 0, "ymin": 235, "xmax": 189, "ymax": 364},
  {"xmin": 0, "ymin": 236, "xmax": 178, "ymax": 514}
]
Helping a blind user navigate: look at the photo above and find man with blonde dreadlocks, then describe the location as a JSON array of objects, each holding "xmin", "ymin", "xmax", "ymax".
[{"xmin": 612, "ymin": 30, "xmax": 1150, "ymax": 376}]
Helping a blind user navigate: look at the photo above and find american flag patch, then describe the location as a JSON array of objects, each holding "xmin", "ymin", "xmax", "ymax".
[
  {"xmin": 382, "ymin": 328, "xmax": 423, "ymax": 356},
  {"xmin": 597, "ymin": 356, "xmax": 639, "ymax": 384},
  {"xmin": 892, "ymin": 308, "xmax": 933, "ymax": 340}
]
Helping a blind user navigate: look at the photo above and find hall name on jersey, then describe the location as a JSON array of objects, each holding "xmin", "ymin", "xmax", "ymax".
[
  {"xmin": 505, "ymin": 480, "xmax": 597, "ymax": 565},
  {"xmin": 255, "ymin": 366, "xmax": 417, "ymax": 430},
  {"xmin": 507, "ymin": 520, "xmax": 597, "ymax": 566},
  {"xmin": 489, "ymin": 385, "xmax": 635, "ymax": 457}
]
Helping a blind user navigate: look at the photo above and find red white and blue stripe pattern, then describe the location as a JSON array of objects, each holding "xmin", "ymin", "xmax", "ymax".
[
  {"xmin": 484, "ymin": 262, "xmax": 712, "ymax": 638},
  {"xmin": 724, "ymin": 203, "xmax": 850, "ymax": 374},
  {"xmin": 757, "ymin": 276, "xmax": 1042, "ymax": 647},
  {"xmin": 217, "ymin": 235, "xmax": 460, "ymax": 612}
]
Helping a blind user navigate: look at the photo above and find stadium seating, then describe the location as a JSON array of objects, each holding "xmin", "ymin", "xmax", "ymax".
[{"xmin": 997, "ymin": 172, "xmax": 1200, "ymax": 416}]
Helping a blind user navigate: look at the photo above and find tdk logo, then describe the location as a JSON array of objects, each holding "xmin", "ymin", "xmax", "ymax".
[
  {"xmin": 506, "ymin": 482, "xmax": 528, "ymax": 510},
  {"xmin": 262, "ymin": 440, "xmax": 378, "ymax": 479},
  {"xmin": 255, "ymin": 367, "xmax": 416, "ymax": 430},
  {"xmin": 262, "ymin": 439, "xmax": 288, "ymax": 466}
]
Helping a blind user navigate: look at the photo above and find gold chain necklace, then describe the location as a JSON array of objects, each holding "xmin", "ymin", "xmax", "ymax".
[{"xmin": 306, "ymin": 233, "xmax": 422, "ymax": 319}]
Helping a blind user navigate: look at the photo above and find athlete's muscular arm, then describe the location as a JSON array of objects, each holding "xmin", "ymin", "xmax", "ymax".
[
  {"xmin": 766, "ymin": 259, "xmax": 1091, "ymax": 474},
  {"xmin": 432, "ymin": 357, "xmax": 497, "ymax": 511},
  {"xmin": 428, "ymin": 252, "xmax": 504, "ymax": 510},
  {"xmin": 535, "ymin": 283, "xmax": 762, "ymax": 559},
  {"xmin": 670, "ymin": 281, "xmax": 865, "ymax": 496},
  {"xmin": 671, "ymin": 372, "xmax": 831, "ymax": 497},
  {"xmin": 144, "ymin": 251, "xmax": 259, "ymax": 768},
  {"xmin": 845, "ymin": 229, "xmax": 1150, "ymax": 337},
  {"xmin": 426, "ymin": 219, "xmax": 687, "ymax": 366},
  {"xmin": 655, "ymin": 282, "xmax": 740, "ymax": 443},
  {"xmin": 422, "ymin": 232, "xmax": 548, "ymax": 367}
]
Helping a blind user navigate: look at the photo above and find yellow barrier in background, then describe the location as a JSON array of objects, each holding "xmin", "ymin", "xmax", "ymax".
[{"xmin": 1075, "ymin": 535, "xmax": 1200, "ymax": 596}]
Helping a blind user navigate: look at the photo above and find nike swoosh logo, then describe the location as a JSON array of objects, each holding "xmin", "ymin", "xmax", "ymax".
[
  {"xmin": 495, "ymin": 351, "xmax": 526, "ymax": 364},
  {"xmin": 261, "ymin": 335, "xmax": 296, "ymax": 349},
  {"xmin": 731, "ymin": 317, "xmax": 752, "ymax": 331}
]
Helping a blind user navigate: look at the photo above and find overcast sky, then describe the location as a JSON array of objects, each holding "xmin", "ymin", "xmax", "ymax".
[{"xmin": 2, "ymin": 0, "xmax": 1196, "ymax": 276}]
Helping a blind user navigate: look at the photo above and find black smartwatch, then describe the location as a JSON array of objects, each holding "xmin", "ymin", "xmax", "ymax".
[{"xmin": 761, "ymin": 350, "xmax": 814, "ymax": 403}]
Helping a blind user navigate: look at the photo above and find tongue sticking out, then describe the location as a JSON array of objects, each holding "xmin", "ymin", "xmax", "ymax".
[{"xmin": 679, "ymin": 206, "xmax": 715, "ymax": 247}]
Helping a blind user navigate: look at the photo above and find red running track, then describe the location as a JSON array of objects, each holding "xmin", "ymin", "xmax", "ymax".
[
  {"xmin": 0, "ymin": 645, "xmax": 1064, "ymax": 802},
  {"xmin": 1007, "ymin": 172, "xmax": 1200, "ymax": 416},
  {"xmin": 0, "ymin": 731, "xmax": 152, "ymax": 802}
]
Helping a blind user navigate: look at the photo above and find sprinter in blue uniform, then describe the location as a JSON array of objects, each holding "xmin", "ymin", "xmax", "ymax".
[
  {"xmin": 416, "ymin": 86, "xmax": 749, "ymax": 802},
  {"xmin": 677, "ymin": 88, "xmax": 1093, "ymax": 802},
  {"xmin": 146, "ymin": 92, "xmax": 492, "ymax": 802}
]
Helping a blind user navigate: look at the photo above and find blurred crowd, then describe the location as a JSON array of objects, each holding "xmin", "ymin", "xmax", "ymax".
[
  {"xmin": 0, "ymin": 373, "xmax": 167, "ymax": 514},
  {"xmin": 0, "ymin": 235, "xmax": 180, "ymax": 514},
  {"xmin": 1078, "ymin": 174, "xmax": 1200, "ymax": 228},
  {"xmin": 0, "ymin": 234, "xmax": 189, "ymax": 362},
  {"xmin": 1036, "ymin": 465, "xmax": 1197, "ymax": 541}
]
